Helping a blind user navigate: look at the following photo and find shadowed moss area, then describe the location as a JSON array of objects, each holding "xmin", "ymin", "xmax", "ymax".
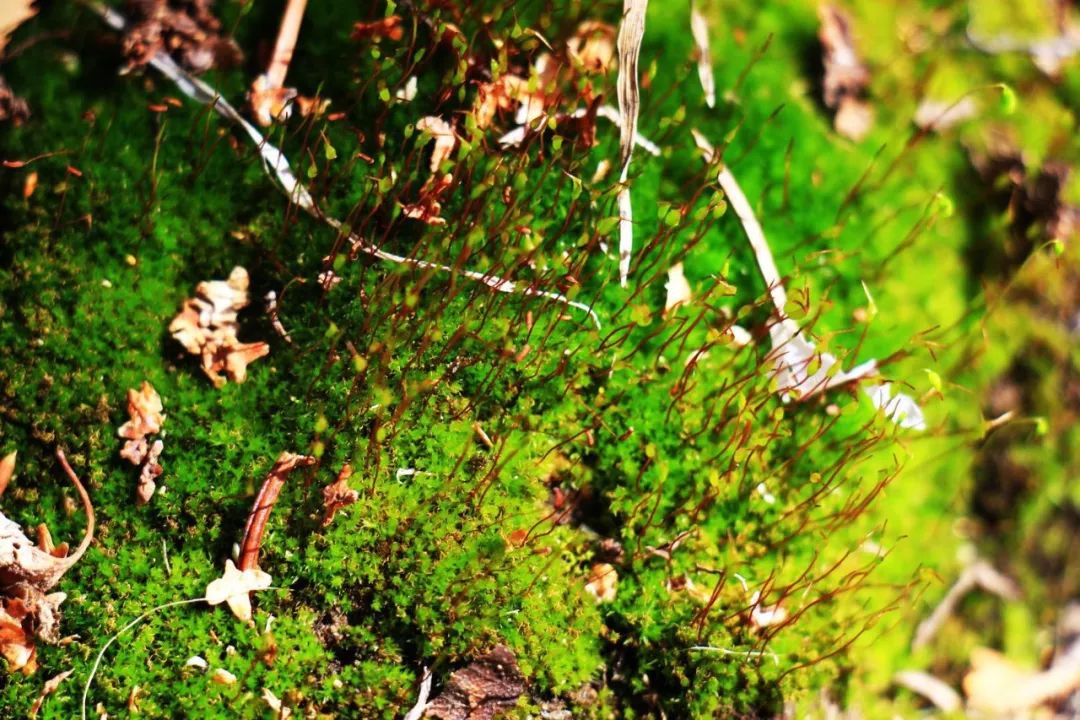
[{"xmin": 0, "ymin": 0, "xmax": 1077, "ymax": 717}]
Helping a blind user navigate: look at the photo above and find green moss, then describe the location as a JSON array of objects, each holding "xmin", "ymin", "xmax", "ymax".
[{"xmin": 0, "ymin": 0, "xmax": 1077, "ymax": 717}]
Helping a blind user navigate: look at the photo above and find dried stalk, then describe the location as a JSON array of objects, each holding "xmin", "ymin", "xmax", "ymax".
[
  {"xmin": 615, "ymin": 0, "xmax": 648, "ymax": 287},
  {"xmin": 690, "ymin": 2, "xmax": 715, "ymax": 108},
  {"xmin": 238, "ymin": 452, "xmax": 314, "ymax": 572}
]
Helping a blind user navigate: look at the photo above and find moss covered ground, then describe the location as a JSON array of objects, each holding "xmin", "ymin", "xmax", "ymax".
[{"xmin": 0, "ymin": 0, "xmax": 1078, "ymax": 717}]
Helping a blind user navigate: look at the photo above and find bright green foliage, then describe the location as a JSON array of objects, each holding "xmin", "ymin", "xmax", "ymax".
[{"xmin": 0, "ymin": 0, "xmax": 1077, "ymax": 718}]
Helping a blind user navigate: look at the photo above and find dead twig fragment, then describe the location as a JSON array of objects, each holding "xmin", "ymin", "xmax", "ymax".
[
  {"xmin": 239, "ymin": 452, "xmax": 315, "ymax": 572},
  {"xmin": 615, "ymin": 0, "xmax": 649, "ymax": 287},
  {"xmin": 402, "ymin": 666, "xmax": 432, "ymax": 720},
  {"xmin": 893, "ymin": 670, "xmax": 961, "ymax": 713}
]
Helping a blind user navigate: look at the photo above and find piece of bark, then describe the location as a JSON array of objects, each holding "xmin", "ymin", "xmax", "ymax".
[{"xmin": 425, "ymin": 645, "xmax": 525, "ymax": 720}]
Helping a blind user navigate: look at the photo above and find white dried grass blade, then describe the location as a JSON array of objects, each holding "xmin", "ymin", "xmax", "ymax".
[
  {"xmin": 618, "ymin": 185, "xmax": 633, "ymax": 287},
  {"xmin": 402, "ymin": 667, "xmax": 432, "ymax": 720},
  {"xmin": 690, "ymin": 3, "xmax": 715, "ymax": 108},
  {"xmin": 692, "ymin": 129, "xmax": 786, "ymax": 313},
  {"xmin": 615, "ymin": 0, "xmax": 648, "ymax": 287},
  {"xmin": 893, "ymin": 670, "xmax": 962, "ymax": 712}
]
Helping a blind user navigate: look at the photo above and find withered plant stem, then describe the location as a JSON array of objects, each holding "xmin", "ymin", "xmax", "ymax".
[
  {"xmin": 266, "ymin": 0, "xmax": 308, "ymax": 89},
  {"xmin": 238, "ymin": 453, "xmax": 313, "ymax": 571},
  {"xmin": 55, "ymin": 447, "xmax": 96, "ymax": 562}
]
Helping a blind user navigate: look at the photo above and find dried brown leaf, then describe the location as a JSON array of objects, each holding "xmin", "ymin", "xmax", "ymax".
[
  {"xmin": 170, "ymin": 267, "xmax": 268, "ymax": 387},
  {"xmin": 416, "ymin": 116, "xmax": 457, "ymax": 173},
  {"xmin": 424, "ymin": 645, "xmax": 525, "ymax": 720},
  {"xmin": 120, "ymin": 0, "xmax": 242, "ymax": 74},
  {"xmin": 321, "ymin": 464, "xmax": 358, "ymax": 527},
  {"xmin": 29, "ymin": 668, "xmax": 72, "ymax": 718}
]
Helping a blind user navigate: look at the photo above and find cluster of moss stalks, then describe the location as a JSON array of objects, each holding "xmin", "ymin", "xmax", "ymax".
[{"xmin": 1, "ymin": 0, "xmax": 1078, "ymax": 717}]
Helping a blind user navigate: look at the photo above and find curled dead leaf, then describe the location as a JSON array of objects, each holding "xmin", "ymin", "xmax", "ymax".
[
  {"xmin": 0, "ymin": 449, "xmax": 94, "ymax": 674},
  {"xmin": 169, "ymin": 267, "xmax": 269, "ymax": 387}
]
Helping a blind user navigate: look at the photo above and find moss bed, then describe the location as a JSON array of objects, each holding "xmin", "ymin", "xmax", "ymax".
[{"xmin": 1, "ymin": 0, "xmax": 1078, "ymax": 717}]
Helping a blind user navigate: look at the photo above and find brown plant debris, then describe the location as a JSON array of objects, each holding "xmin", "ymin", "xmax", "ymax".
[
  {"xmin": 0, "ymin": 451, "xmax": 15, "ymax": 497},
  {"xmin": 239, "ymin": 452, "xmax": 315, "ymax": 572},
  {"xmin": 117, "ymin": 381, "xmax": 166, "ymax": 504},
  {"xmin": 402, "ymin": 173, "xmax": 455, "ymax": 226},
  {"xmin": 207, "ymin": 452, "xmax": 313, "ymax": 624},
  {"xmin": 584, "ymin": 562, "xmax": 618, "ymax": 603},
  {"xmin": 818, "ymin": 4, "xmax": 873, "ymax": 141},
  {"xmin": 0, "ymin": 449, "xmax": 94, "ymax": 673},
  {"xmin": 321, "ymin": 464, "xmax": 358, "ymax": 527},
  {"xmin": 0, "ymin": 75, "xmax": 30, "ymax": 126},
  {"xmin": 424, "ymin": 645, "xmax": 525, "ymax": 720},
  {"xmin": 566, "ymin": 21, "xmax": 616, "ymax": 74},
  {"xmin": 0, "ymin": 0, "xmax": 37, "ymax": 57},
  {"xmin": 350, "ymin": 16, "xmax": 403, "ymax": 43},
  {"xmin": 248, "ymin": 0, "xmax": 311, "ymax": 126},
  {"xmin": 120, "ymin": 0, "xmax": 242, "ymax": 74},
  {"xmin": 416, "ymin": 116, "xmax": 457, "ymax": 173},
  {"xmin": 28, "ymin": 668, "xmax": 73, "ymax": 718},
  {"xmin": 168, "ymin": 266, "xmax": 270, "ymax": 388}
]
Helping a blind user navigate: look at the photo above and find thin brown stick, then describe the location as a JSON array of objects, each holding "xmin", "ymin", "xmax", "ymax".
[
  {"xmin": 55, "ymin": 447, "xmax": 96, "ymax": 564},
  {"xmin": 238, "ymin": 452, "xmax": 314, "ymax": 571},
  {"xmin": 266, "ymin": 0, "xmax": 308, "ymax": 90}
]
